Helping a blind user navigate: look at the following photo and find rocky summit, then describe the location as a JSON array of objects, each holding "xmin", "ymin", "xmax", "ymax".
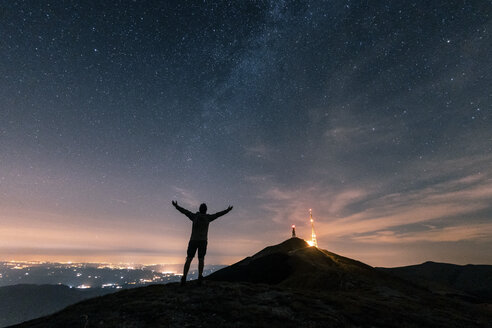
[{"xmin": 11, "ymin": 239, "xmax": 492, "ymax": 328}]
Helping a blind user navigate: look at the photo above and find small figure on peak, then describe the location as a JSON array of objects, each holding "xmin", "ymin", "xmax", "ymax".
[{"xmin": 172, "ymin": 200, "xmax": 233, "ymax": 286}]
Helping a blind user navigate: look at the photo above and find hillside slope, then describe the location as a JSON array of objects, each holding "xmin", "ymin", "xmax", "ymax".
[
  {"xmin": 10, "ymin": 280, "xmax": 492, "ymax": 328},
  {"xmin": 207, "ymin": 238, "xmax": 419, "ymax": 293}
]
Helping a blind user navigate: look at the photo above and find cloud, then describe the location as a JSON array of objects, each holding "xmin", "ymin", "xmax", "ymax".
[
  {"xmin": 327, "ymin": 189, "xmax": 369, "ymax": 214},
  {"xmin": 172, "ymin": 186, "xmax": 199, "ymax": 207},
  {"xmin": 258, "ymin": 154, "xmax": 492, "ymax": 248},
  {"xmin": 324, "ymin": 171, "xmax": 492, "ymax": 238},
  {"xmin": 352, "ymin": 223, "xmax": 492, "ymax": 244},
  {"xmin": 321, "ymin": 108, "xmax": 402, "ymax": 148},
  {"xmin": 258, "ymin": 184, "xmax": 371, "ymax": 229}
]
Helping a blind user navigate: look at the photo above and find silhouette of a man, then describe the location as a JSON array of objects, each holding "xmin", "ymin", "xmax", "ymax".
[{"xmin": 172, "ymin": 200, "xmax": 233, "ymax": 285}]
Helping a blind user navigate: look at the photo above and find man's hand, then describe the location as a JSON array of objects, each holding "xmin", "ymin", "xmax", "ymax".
[
  {"xmin": 172, "ymin": 200, "xmax": 178, "ymax": 207},
  {"xmin": 227, "ymin": 205, "xmax": 233, "ymax": 212}
]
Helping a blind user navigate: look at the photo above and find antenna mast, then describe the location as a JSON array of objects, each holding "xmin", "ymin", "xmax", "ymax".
[{"xmin": 309, "ymin": 209, "xmax": 318, "ymax": 247}]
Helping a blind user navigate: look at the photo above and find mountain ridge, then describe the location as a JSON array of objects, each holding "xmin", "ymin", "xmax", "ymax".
[{"xmin": 378, "ymin": 260, "xmax": 492, "ymax": 303}]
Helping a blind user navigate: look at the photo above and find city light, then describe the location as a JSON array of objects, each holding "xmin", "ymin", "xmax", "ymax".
[
  {"xmin": 76, "ymin": 284, "xmax": 91, "ymax": 289},
  {"xmin": 0, "ymin": 261, "xmax": 219, "ymax": 288}
]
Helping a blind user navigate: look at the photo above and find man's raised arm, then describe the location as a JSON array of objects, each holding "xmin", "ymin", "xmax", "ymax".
[
  {"xmin": 210, "ymin": 205, "xmax": 233, "ymax": 221},
  {"xmin": 172, "ymin": 200, "xmax": 193, "ymax": 218}
]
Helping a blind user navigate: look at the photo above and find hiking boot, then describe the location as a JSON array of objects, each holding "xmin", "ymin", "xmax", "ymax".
[
  {"xmin": 180, "ymin": 277, "xmax": 186, "ymax": 286},
  {"xmin": 197, "ymin": 275, "xmax": 204, "ymax": 286}
]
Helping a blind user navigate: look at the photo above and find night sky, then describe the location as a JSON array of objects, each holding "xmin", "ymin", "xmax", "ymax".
[{"xmin": 1, "ymin": 1, "xmax": 491, "ymax": 267}]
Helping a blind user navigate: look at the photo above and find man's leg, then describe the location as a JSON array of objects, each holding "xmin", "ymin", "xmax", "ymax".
[
  {"xmin": 182, "ymin": 257, "xmax": 192, "ymax": 284},
  {"xmin": 182, "ymin": 241, "xmax": 197, "ymax": 286},
  {"xmin": 197, "ymin": 241, "xmax": 207, "ymax": 285},
  {"xmin": 198, "ymin": 257, "xmax": 204, "ymax": 278}
]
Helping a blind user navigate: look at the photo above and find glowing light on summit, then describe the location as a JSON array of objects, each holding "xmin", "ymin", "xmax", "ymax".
[{"xmin": 307, "ymin": 209, "xmax": 318, "ymax": 247}]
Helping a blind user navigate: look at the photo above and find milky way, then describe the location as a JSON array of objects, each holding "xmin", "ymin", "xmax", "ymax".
[{"xmin": 1, "ymin": 1, "xmax": 491, "ymax": 266}]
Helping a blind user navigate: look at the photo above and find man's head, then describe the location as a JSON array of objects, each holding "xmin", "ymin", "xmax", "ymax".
[{"xmin": 199, "ymin": 203, "xmax": 207, "ymax": 214}]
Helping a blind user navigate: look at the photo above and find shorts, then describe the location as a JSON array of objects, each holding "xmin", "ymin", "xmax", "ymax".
[{"xmin": 187, "ymin": 240, "xmax": 208, "ymax": 259}]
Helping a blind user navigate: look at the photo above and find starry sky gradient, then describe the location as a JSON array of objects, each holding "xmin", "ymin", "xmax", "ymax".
[{"xmin": 1, "ymin": 1, "xmax": 491, "ymax": 266}]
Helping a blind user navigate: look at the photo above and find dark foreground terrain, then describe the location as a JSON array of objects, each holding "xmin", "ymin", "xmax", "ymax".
[
  {"xmin": 11, "ymin": 238, "xmax": 492, "ymax": 327},
  {"xmin": 10, "ymin": 280, "xmax": 491, "ymax": 328}
]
